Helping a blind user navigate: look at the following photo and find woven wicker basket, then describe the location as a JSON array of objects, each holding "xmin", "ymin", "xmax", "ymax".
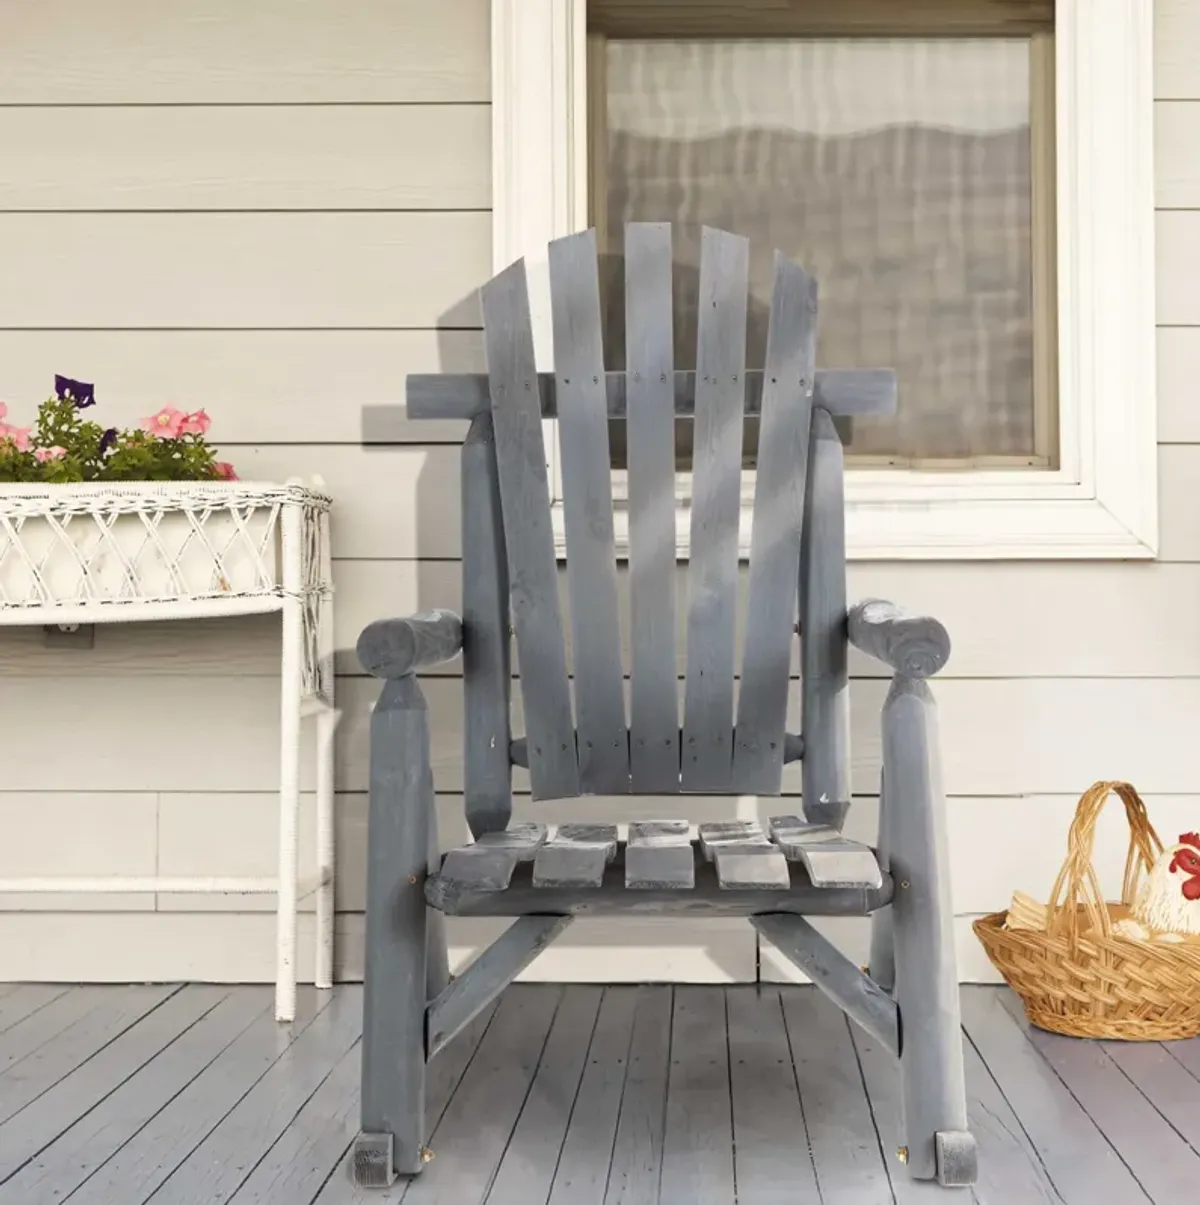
[{"xmin": 974, "ymin": 781, "xmax": 1200, "ymax": 1040}]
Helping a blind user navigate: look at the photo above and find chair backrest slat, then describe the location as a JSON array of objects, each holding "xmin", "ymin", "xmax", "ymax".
[
  {"xmin": 624, "ymin": 222, "xmax": 681, "ymax": 792},
  {"xmin": 481, "ymin": 259, "xmax": 580, "ymax": 801},
  {"xmin": 548, "ymin": 230, "xmax": 630, "ymax": 793},
  {"xmin": 733, "ymin": 254, "xmax": 817, "ymax": 793},
  {"xmin": 680, "ymin": 227, "xmax": 750, "ymax": 791},
  {"xmin": 446, "ymin": 223, "xmax": 876, "ymax": 808}
]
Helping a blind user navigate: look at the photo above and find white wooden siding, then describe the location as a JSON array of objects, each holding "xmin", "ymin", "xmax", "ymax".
[
  {"xmin": 0, "ymin": 106, "xmax": 492, "ymax": 211},
  {"xmin": 0, "ymin": 0, "xmax": 1198, "ymax": 985},
  {"xmin": 0, "ymin": 213, "xmax": 488, "ymax": 328},
  {"xmin": 0, "ymin": 0, "xmax": 490, "ymax": 103}
]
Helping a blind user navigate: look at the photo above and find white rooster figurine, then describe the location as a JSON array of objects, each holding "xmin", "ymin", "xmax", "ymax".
[{"xmin": 1129, "ymin": 831, "xmax": 1200, "ymax": 937}]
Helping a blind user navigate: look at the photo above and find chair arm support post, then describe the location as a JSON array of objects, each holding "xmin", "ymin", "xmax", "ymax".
[
  {"xmin": 848, "ymin": 600, "xmax": 950, "ymax": 679},
  {"xmin": 357, "ymin": 610, "xmax": 463, "ymax": 679}
]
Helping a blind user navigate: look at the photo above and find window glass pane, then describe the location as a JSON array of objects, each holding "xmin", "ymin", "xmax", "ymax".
[{"xmin": 600, "ymin": 38, "xmax": 1048, "ymax": 466}]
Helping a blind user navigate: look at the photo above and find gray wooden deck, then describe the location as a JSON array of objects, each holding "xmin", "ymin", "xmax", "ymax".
[{"xmin": 0, "ymin": 982, "xmax": 1197, "ymax": 1204}]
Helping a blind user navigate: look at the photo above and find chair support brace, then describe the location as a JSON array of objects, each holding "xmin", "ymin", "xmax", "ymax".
[
  {"xmin": 752, "ymin": 913, "xmax": 900, "ymax": 1058},
  {"xmin": 425, "ymin": 914, "xmax": 572, "ymax": 1059}
]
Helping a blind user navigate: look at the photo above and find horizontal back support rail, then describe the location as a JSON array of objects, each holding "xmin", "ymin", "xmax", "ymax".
[
  {"xmin": 408, "ymin": 368, "xmax": 895, "ymax": 422},
  {"xmin": 508, "ymin": 731, "xmax": 804, "ymax": 770}
]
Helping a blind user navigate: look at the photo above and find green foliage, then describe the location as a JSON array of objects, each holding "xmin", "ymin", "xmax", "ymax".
[{"xmin": 0, "ymin": 386, "xmax": 234, "ymax": 484}]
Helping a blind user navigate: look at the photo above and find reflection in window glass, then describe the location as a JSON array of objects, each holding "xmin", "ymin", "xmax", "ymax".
[{"xmin": 600, "ymin": 38, "xmax": 1045, "ymax": 466}]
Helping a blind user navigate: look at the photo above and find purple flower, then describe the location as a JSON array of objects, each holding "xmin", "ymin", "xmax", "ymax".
[
  {"xmin": 54, "ymin": 375, "xmax": 95, "ymax": 408},
  {"xmin": 98, "ymin": 428, "xmax": 118, "ymax": 455}
]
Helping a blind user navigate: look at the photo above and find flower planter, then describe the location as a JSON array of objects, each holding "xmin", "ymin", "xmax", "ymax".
[{"xmin": 0, "ymin": 480, "xmax": 331, "ymax": 625}]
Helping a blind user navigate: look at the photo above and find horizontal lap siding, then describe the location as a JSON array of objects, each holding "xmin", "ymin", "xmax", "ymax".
[
  {"xmin": 0, "ymin": 2, "xmax": 522, "ymax": 980},
  {"xmin": 0, "ymin": 0, "xmax": 490, "ymax": 103},
  {"xmin": 2, "ymin": 0, "xmax": 1200, "ymax": 985}
]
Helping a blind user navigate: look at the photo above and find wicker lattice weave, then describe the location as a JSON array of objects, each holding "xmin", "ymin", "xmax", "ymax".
[
  {"xmin": 974, "ymin": 782, "xmax": 1200, "ymax": 1040},
  {"xmin": 0, "ymin": 481, "xmax": 331, "ymax": 617}
]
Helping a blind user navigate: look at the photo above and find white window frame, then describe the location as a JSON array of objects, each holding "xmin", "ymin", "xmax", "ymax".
[{"xmin": 491, "ymin": 0, "xmax": 1156, "ymax": 560}]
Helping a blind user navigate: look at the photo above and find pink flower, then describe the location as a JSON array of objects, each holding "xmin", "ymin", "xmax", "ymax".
[
  {"xmin": 34, "ymin": 446, "xmax": 67, "ymax": 463},
  {"xmin": 214, "ymin": 461, "xmax": 238, "ymax": 481},
  {"xmin": 140, "ymin": 406, "xmax": 187, "ymax": 439},
  {"xmin": 0, "ymin": 424, "xmax": 32, "ymax": 453},
  {"xmin": 178, "ymin": 409, "xmax": 211, "ymax": 437}
]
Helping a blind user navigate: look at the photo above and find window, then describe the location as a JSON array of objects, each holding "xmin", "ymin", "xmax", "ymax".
[
  {"xmin": 491, "ymin": 0, "xmax": 1156, "ymax": 559},
  {"xmin": 590, "ymin": 9, "xmax": 1057, "ymax": 472}
]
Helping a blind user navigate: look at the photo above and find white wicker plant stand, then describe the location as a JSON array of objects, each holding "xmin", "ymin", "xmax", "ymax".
[{"xmin": 0, "ymin": 480, "xmax": 334, "ymax": 1022}]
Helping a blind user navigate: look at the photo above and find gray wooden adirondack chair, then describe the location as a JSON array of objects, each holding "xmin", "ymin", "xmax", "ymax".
[{"xmin": 353, "ymin": 224, "xmax": 976, "ymax": 1191}]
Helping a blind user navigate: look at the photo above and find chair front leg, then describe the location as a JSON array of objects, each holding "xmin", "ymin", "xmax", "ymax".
[
  {"xmin": 882, "ymin": 675, "xmax": 976, "ymax": 1188},
  {"xmin": 356, "ymin": 674, "xmax": 435, "ymax": 1187}
]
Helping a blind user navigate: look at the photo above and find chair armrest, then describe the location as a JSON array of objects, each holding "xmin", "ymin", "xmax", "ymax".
[
  {"xmin": 357, "ymin": 609, "xmax": 463, "ymax": 679},
  {"xmin": 847, "ymin": 599, "xmax": 950, "ymax": 679}
]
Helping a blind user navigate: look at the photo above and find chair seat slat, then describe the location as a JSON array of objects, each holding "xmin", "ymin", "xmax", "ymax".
[
  {"xmin": 473, "ymin": 823, "xmax": 548, "ymax": 861},
  {"xmin": 713, "ymin": 847, "xmax": 791, "ymax": 890},
  {"xmin": 625, "ymin": 222, "xmax": 681, "ymax": 792},
  {"xmin": 555, "ymin": 823, "xmax": 620, "ymax": 859},
  {"xmin": 681, "ymin": 227, "xmax": 750, "ymax": 791},
  {"xmin": 768, "ymin": 815, "xmax": 841, "ymax": 856},
  {"xmin": 795, "ymin": 840, "xmax": 883, "ymax": 890},
  {"xmin": 549, "ymin": 229, "xmax": 630, "ymax": 794},
  {"xmin": 734, "ymin": 256, "xmax": 817, "ymax": 793},
  {"xmin": 697, "ymin": 819, "xmax": 770, "ymax": 862},
  {"xmin": 625, "ymin": 820, "xmax": 695, "ymax": 889},
  {"xmin": 438, "ymin": 847, "xmax": 518, "ymax": 894},
  {"xmin": 481, "ymin": 259, "xmax": 580, "ymax": 801}
]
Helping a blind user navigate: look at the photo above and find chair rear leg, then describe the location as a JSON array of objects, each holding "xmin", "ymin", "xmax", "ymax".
[
  {"xmin": 883, "ymin": 676, "xmax": 975, "ymax": 1188},
  {"xmin": 868, "ymin": 768, "xmax": 896, "ymax": 992},
  {"xmin": 356, "ymin": 675, "xmax": 434, "ymax": 1187}
]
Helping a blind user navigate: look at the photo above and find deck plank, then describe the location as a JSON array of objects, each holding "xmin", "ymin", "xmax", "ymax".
[
  {"xmin": 960, "ymin": 988, "xmax": 1150, "ymax": 1205},
  {"xmin": 403, "ymin": 984, "xmax": 562, "ymax": 1205},
  {"xmin": 546, "ymin": 987, "xmax": 638, "ymax": 1205},
  {"xmin": 313, "ymin": 1001, "xmax": 499, "ymax": 1205},
  {"xmin": 1162, "ymin": 1036, "xmax": 1200, "ymax": 1087},
  {"xmin": 780, "ymin": 988, "xmax": 892, "ymax": 1205},
  {"xmin": 851, "ymin": 1014, "xmax": 1062, "ymax": 1205},
  {"xmin": 603, "ymin": 986, "xmax": 672, "ymax": 1205},
  {"xmin": 726, "ymin": 986, "xmax": 821, "ymax": 1205},
  {"xmin": 851, "ymin": 1021, "xmax": 964, "ymax": 1204},
  {"xmin": 0, "ymin": 983, "xmax": 1188, "ymax": 1204},
  {"xmin": 0, "ymin": 986, "xmax": 69, "ymax": 1036},
  {"xmin": 997, "ymin": 991, "xmax": 1200, "ymax": 1201},
  {"xmin": 0, "ymin": 985, "xmax": 178, "ymax": 1121},
  {"xmin": 488, "ymin": 986, "xmax": 602, "ymax": 1205},
  {"xmin": 142, "ymin": 986, "xmax": 363, "ymax": 1204},
  {"xmin": 1103, "ymin": 1039, "xmax": 1200, "ymax": 1153},
  {"xmin": 66, "ymin": 986, "xmax": 333, "ymax": 1205},
  {"xmin": 226, "ymin": 1039, "xmax": 362, "ymax": 1205},
  {"xmin": 0, "ymin": 987, "xmax": 121, "ymax": 1077},
  {"xmin": 0, "ymin": 988, "xmax": 263, "ymax": 1201},
  {"xmin": 659, "ymin": 986, "xmax": 734, "ymax": 1205}
]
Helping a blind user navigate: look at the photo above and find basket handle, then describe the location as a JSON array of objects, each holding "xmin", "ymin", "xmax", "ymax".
[{"xmin": 1043, "ymin": 781, "xmax": 1164, "ymax": 941}]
